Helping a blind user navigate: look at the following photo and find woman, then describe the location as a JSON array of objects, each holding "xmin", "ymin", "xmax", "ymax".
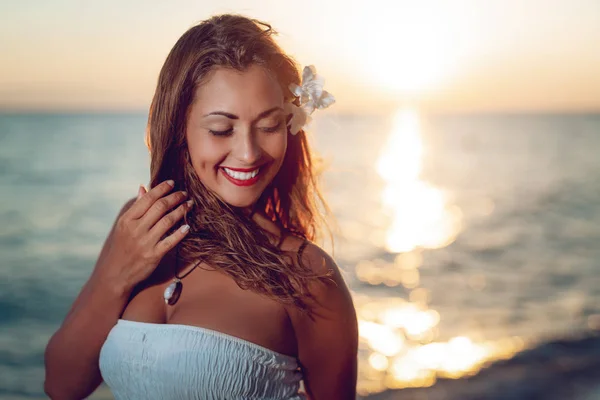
[{"xmin": 44, "ymin": 13, "xmax": 358, "ymax": 400}]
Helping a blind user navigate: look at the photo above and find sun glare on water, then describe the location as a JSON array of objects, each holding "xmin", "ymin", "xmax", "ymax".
[
  {"xmin": 377, "ymin": 108, "xmax": 461, "ymax": 253},
  {"xmin": 354, "ymin": 296, "xmax": 525, "ymax": 395},
  {"xmin": 353, "ymin": 109, "xmax": 524, "ymax": 395}
]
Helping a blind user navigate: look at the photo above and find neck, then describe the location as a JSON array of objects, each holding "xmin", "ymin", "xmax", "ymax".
[
  {"xmin": 240, "ymin": 205, "xmax": 257, "ymax": 219},
  {"xmin": 248, "ymin": 208, "xmax": 286, "ymax": 247}
]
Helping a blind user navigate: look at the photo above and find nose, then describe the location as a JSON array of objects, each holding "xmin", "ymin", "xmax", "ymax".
[{"xmin": 234, "ymin": 129, "xmax": 263, "ymax": 166}]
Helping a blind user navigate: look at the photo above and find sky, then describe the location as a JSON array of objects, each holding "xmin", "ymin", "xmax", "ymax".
[{"xmin": 1, "ymin": 0, "xmax": 599, "ymax": 114}]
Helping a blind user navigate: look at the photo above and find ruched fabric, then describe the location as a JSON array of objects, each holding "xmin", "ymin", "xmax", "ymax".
[{"xmin": 99, "ymin": 319, "xmax": 305, "ymax": 399}]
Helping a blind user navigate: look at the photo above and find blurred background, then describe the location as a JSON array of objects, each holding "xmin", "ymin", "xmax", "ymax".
[{"xmin": 1, "ymin": 1, "xmax": 600, "ymax": 399}]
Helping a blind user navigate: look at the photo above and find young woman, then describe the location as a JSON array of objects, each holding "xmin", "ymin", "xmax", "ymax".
[{"xmin": 44, "ymin": 14, "xmax": 358, "ymax": 400}]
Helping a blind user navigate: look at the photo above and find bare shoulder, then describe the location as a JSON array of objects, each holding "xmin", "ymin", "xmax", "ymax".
[
  {"xmin": 282, "ymin": 236, "xmax": 358, "ymax": 399},
  {"xmin": 281, "ymin": 235, "xmax": 339, "ymax": 278},
  {"xmin": 283, "ymin": 236, "xmax": 354, "ymax": 321}
]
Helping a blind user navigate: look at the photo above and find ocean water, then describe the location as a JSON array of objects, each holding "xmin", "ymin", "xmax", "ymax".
[{"xmin": 1, "ymin": 111, "xmax": 599, "ymax": 399}]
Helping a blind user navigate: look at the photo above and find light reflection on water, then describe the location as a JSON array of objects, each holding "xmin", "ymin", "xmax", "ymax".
[
  {"xmin": 355, "ymin": 109, "xmax": 523, "ymax": 395},
  {"xmin": 377, "ymin": 109, "xmax": 462, "ymax": 253}
]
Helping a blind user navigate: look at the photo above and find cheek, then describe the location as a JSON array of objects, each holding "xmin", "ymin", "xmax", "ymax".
[
  {"xmin": 187, "ymin": 134, "xmax": 224, "ymax": 175},
  {"xmin": 263, "ymin": 134, "xmax": 288, "ymax": 163}
]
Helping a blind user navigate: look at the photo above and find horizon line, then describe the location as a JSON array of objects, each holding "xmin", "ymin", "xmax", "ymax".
[{"xmin": 2, "ymin": 107, "xmax": 600, "ymax": 117}]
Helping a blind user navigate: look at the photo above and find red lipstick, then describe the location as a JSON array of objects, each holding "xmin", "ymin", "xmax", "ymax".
[
  {"xmin": 222, "ymin": 166, "xmax": 260, "ymax": 172},
  {"xmin": 220, "ymin": 166, "xmax": 262, "ymax": 187}
]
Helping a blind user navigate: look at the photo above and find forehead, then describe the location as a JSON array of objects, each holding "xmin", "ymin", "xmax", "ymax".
[{"xmin": 192, "ymin": 65, "xmax": 284, "ymax": 116}]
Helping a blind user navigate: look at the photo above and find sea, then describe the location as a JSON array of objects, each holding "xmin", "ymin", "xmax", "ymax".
[{"xmin": 1, "ymin": 111, "xmax": 599, "ymax": 399}]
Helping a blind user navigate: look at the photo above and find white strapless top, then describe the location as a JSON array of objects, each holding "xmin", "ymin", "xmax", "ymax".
[{"xmin": 99, "ymin": 319, "xmax": 305, "ymax": 399}]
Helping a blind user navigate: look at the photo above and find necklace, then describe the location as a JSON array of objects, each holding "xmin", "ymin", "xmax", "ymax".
[
  {"xmin": 163, "ymin": 248, "xmax": 202, "ymax": 306},
  {"xmin": 163, "ymin": 208, "xmax": 262, "ymax": 305}
]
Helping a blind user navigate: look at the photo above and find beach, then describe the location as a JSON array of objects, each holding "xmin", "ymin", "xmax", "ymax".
[{"xmin": 361, "ymin": 333, "xmax": 600, "ymax": 400}]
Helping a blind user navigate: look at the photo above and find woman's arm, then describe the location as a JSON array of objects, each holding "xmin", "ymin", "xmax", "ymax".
[
  {"xmin": 287, "ymin": 243, "xmax": 359, "ymax": 400},
  {"xmin": 44, "ymin": 182, "xmax": 190, "ymax": 399},
  {"xmin": 44, "ymin": 198, "xmax": 136, "ymax": 399}
]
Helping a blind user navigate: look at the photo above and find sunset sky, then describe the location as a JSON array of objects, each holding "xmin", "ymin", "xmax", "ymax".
[{"xmin": 1, "ymin": 0, "xmax": 599, "ymax": 113}]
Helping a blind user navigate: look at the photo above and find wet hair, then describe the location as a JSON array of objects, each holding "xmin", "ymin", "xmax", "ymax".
[{"xmin": 144, "ymin": 14, "xmax": 333, "ymax": 313}]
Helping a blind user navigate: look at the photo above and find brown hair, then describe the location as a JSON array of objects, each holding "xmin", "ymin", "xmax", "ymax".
[{"xmin": 145, "ymin": 14, "xmax": 332, "ymax": 313}]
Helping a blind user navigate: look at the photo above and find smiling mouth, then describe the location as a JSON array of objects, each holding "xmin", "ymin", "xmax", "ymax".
[
  {"xmin": 222, "ymin": 167, "xmax": 260, "ymax": 180},
  {"xmin": 220, "ymin": 165, "xmax": 264, "ymax": 187}
]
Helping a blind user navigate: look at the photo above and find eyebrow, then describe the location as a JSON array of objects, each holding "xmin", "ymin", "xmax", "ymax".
[{"xmin": 203, "ymin": 106, "xmax": 283, "ymax": 122}]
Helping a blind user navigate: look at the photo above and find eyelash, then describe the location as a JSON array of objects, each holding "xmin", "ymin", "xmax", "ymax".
[
  {"xmin": 209, "ymin": 122, "xmax": 283, "ymax": 137},
  {"xmin": 209, "ymin": 128, "xmax": 233, "ymax": 137},
  {"xmin": 262, "ymin": 122, "xmax": 283, "ymax": 133}
]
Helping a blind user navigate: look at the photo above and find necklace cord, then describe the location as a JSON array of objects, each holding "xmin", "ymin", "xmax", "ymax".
[{"xmin": 174, "ymin": 244, "xmax": 202, "ymax": 280}]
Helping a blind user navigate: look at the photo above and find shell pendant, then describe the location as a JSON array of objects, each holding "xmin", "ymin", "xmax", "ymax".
[{"xmin": 163, "ymin": 279, "xmax": 182, "ymax": 306}]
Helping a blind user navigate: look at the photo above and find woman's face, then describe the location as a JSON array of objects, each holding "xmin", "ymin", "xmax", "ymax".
[{"xmin": 186, "ymin": 65, "xmax": 288, "ymax": 209}]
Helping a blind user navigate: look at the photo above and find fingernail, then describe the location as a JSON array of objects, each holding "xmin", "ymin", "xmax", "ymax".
[
  {"xmin": 180, "ymin": 224, "xmax": 190, "ymax": 233},
  {"xmin": 137, "ymin": 185, "xmax": 144, "ymax": 199},
  {"xmin": 167, "ymin": 180, "xmax": 175, "ymax": 187},
  {"xmin": 186, "ymin": 200, "xmax": 193, "ymax": 207}
]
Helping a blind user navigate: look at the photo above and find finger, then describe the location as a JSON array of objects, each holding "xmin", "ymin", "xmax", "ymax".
[
  {"xmin": 147, "ymin": 199, "xmax": 193, "ymax": 241},
  {"xmin": 154, "ymin": 222, "xmax": 191, "ymax": 256},
  {"xmin": 137, "ymin": 184, "xmax": 147, "ymax": 200},
  {"xmin": 125, "ymin": 180, "xmax": 175, "ymax": 220},
  {"xmin": 138, "ymin": 190, "xmax": 189, "ymax": 231}
]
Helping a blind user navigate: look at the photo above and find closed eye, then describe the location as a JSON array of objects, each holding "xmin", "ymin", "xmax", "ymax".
[
  {"xmin": 209, "ymin": 122, "xmax": 282, "ymax": 136},
  {"xmin": 261, "ymin": 122, "xmax": 283, "ymax": 133},
  {"xmin": 209, "ymin": 128, "xmax": 233, "ymax": 137}
]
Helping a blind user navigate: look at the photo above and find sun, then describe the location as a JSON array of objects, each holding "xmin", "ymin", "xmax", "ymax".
[
  {"xmin": 340, "ymin": 1, "xmax": 467, "ymax": 96},
  {"xmin": 364, "ymin": 27, "xmax": 450, "ymax": 94}
]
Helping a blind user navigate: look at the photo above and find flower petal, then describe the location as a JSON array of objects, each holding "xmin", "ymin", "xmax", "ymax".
[
  {"xmin": 285, "ymin": 65, "xmax": 334, "ymax": 134},
  {"xmin": 302, "ymin": 101, "xmax": 316, "ymax": 115},
  {"xmin": 302, "ymin": 65, "xmax": 317, "ymax": 84},
  {"xmin": 289, "ymin": 83, "xmax": 303, "ymax": 98},
  {"xmin": 316, "ymin": 90, "xmax": 335, "ymax": 110},
  {"xmin": 300, "ymin": 92, "xmax": 312, "ymax": 108},
  {"xmin": 303, "ymin": 76, "xmax": 324, "ymax": 103},
  {"xmin": 284, "ymin": 102, "xmax": 308, "ymax": 135}
]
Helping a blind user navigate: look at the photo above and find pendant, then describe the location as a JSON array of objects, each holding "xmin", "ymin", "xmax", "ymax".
[{"xmin": 163, "ymin": 279, "xmax": 182, "ymax": 305}]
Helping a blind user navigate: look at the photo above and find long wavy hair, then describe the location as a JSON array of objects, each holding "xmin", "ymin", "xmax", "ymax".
[{"xmin": 145, "ymin": 14, "xmax": 333, "ymax": 313}]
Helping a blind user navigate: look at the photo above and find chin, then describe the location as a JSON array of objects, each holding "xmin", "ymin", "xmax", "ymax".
[
  {"xmin": 225, "ymin": 199, "xmax": 255, "ymax": 209},
  {"xmin": 220, "ymin": 192, "xmax": 261, "ymax": 209}
]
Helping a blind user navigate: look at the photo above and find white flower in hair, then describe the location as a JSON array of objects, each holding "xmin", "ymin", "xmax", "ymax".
[
  {"xmin": 285, "ymin": 65, "xmax": 335, "ymax": 135},
  {"xmin": 284, "ymin": 102, "xmax": 310, "ymax": 137}
]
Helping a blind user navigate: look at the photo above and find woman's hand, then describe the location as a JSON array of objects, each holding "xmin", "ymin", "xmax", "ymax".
[
  {"xmin": 95, "ymin": 180, "xmax": 192, "ymax": 292},
  {"xmin": 43, "ymin": 180, "xmax": 191, "ymax": 399}
]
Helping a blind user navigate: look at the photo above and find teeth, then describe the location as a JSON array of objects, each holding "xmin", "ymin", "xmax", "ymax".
[{"xmin": 224, "ymin": 167, "xmax": 260, "ymax": 181}]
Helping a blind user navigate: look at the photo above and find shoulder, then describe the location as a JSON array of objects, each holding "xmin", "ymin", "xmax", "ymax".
[
  {"xmin": 280, "ymin": 235, "xmax": 351, "ymax": 310},
  {"xmin": 282, "ymin": 237, "xmax": 358, "ymax": 398},
  {"xmin": 281, "ymin": 235, "xmax": 336, "ymax": 276},
  {"xmin": 285, "ymin": 237, "xmax": 355, "ymax": 324}
]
